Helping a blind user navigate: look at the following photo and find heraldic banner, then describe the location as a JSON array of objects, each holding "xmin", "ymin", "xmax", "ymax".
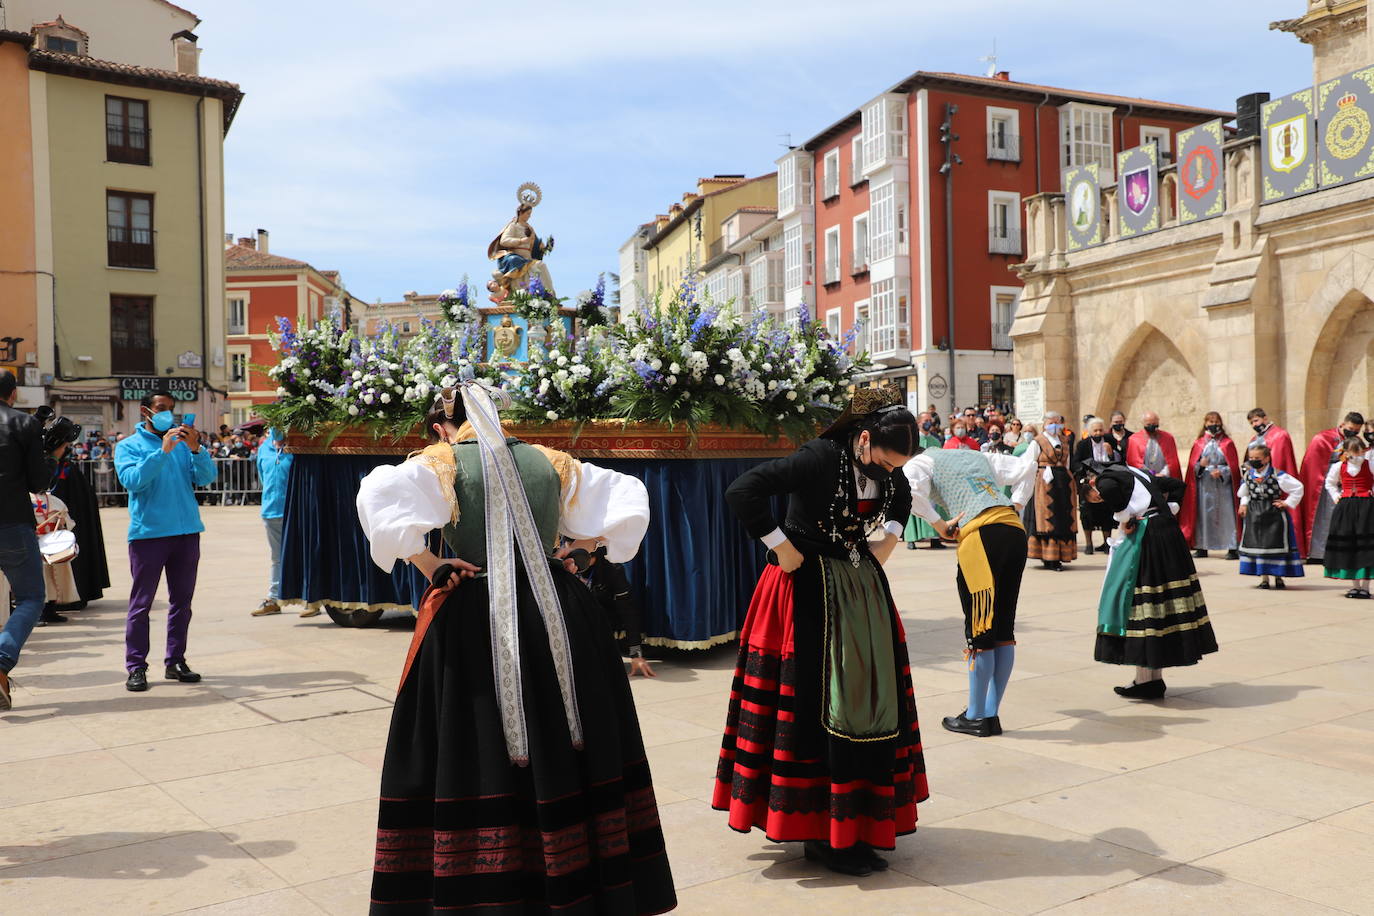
[
  {"xmin": 1116, "ymin": 143, "xmax": 1160, "ymax": 239},
  {"xmin": 1263, "ymin": 88, "xmax": 1317, "ymax": 202},
  {"xmin": 1063, "ymin": 163, "xmax": 1102, "ymax": 252},
  {"xmin": 1318, "ymin": 67, "xmax": 1374, "ymax": 190},
  {"xmin": 1177, "ymin": 118, "xmax": 1225, "ymax": 224}
]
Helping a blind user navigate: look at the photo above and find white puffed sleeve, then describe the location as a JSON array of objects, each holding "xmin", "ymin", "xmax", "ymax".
[
  {"xmin": 559, "ymin": 461, "xmax": 650, "ymax": 563},
  {"xmin": 1326, "ymin": 462, "xmax": 1344, "ymax": 503},
  {"xmin": 1277, "ymin": 471, "xmax": 1304, "ymax": 508},
  {"xmin": 356, "ymin": 460, "xmax": 452, "ymax": 571},
  {"xmin": 1113, "ymin": 478, "xmax": 1153, "ymax": 525}
]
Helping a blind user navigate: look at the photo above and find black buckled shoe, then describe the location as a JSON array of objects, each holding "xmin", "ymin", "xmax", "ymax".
[
  {"xmin": 1114, "ymin": 679, "xmax": 1166, "ymax": 700},
  {"xmin": 165, "ymin": 662, "xmax": 201, "ymax": 683},
  {"xmin": 803, "ymin": 840, "xmax": 872, "ymax": 877},
  {"xmin": 942, "ymin": 710, "xmax": 997, "ymax": 737},
  {"xmin": 125, "ymin": 667, "xmax": 148, "ymax": 692},
  {"xmin": 1225, "ymin": 550, "xmax": 1240, "ymax": 560}
]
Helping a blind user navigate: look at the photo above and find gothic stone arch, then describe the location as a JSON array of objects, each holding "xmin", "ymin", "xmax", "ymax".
[
  {"xmin": 1304, "ymin": 285, "xmax": 1374, "ymax": 429},
  {"xmin": 1095, "ymin": 321, "xmax": 1204, "ymax": 430}
]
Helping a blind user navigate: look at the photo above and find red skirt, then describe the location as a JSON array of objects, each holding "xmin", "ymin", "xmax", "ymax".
[{"xmin": 711, "ymin": 564, "xmax": 928, "ymax": 850}]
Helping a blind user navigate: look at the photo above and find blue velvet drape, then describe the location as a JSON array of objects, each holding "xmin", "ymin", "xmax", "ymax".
[{"xmin": 278, "ymin": 452, "xmax": 782, "ymax": 645}]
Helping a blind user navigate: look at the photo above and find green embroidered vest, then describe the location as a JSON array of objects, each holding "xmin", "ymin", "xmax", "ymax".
[
  {"xmin": 441, "ymin": 440, "xmax": 562, "ymax": 567},
  {"xmin": 929, "ymin": 449, "xmax": 1011, "ymax": 522}
]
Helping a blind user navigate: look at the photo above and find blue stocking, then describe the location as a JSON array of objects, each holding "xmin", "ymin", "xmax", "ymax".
[
  {"xmin": 967, "ymin": 651, "xmax": 995, "ymax": 719},
  {"xmin": 986, "ymin": 644, "xmax": 1016, "ymax": 716}
]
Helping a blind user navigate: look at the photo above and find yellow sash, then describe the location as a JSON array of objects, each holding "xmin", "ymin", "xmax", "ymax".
[{"xmin": 955, "ymin": 505, "xmax": 1024, "ymax": 649}]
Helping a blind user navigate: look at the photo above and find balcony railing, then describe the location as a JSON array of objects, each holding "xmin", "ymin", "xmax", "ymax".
[
  {"xmin": 992, "ymin": 320, "xmax": 1013, "ymax": 350},
  {"xmin": 988, "ymin": 228, "xmax": 1023, "ymax": 256},
  {"xmin": 108, "ymin": 229, "xmax": 155, "ymax": 269},
  {"xmin": 988, "ymin": 135, "xmax": 1021, "ymax": 162},
  {"xmin": 227, "ymin": 320, "xmax": 246, "ymax": 336},
  {"xmin": 708, "ymin": 238, "xmax": 725, "ymax": 261},
  {"xmin": 228, "ymin": 375, "xmax": 248, "ymax": 392}
]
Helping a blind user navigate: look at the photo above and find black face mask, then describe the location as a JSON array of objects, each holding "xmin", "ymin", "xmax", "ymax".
[
  {"xmin": 1144, "ymin": 424, "xmax": 1159, "ymax": 434},
  {"xmin": 1111, "ymin": 423, "xmax": 1124, "ymax": 431},
  {"xmin": 1365, "ymin": 431, "xmax": 1374, "ymax": 445},
  {"xmin": 1248, "ymin": 458, "xmax": 1265, "ymax": 469},
  {"xmin": 1206, "ymin": 425, "xmax": 1222, "ymax": 435},
  {"xmin": 855, "ymin": 441, "xmax": 893, "ymax": 481},
  {"xmin": 990, "ymin": 432, "xmax": 1002, "ymax": 441},
  {"xmin": 1090, "ymin": 433, "xmax": 1105, "ymax": 442},
  {"xmin": 921, "ymin": 420, "xmax": 934, "ymax": 432}
]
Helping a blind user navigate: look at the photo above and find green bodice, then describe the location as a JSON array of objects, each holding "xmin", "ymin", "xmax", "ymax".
[{"xmin": 441, "ymin": 440, "xmax": 562, "ymax": 566}]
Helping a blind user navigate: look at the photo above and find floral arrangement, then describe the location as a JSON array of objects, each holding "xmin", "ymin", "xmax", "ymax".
[{"xmin": 259, "ymin": 274, "xmax": 870, "ymax": 443}]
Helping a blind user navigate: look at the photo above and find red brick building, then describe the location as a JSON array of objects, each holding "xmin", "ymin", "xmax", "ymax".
[
  {"xmin": 782, "ymin": 70, "xmax": 1231, "ymax": 413},
  {"xmin": 224, "ymin": 230, "xmax": 352, "ymax": 423}
]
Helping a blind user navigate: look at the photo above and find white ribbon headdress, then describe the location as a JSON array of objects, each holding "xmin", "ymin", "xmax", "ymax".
[{"xmin": 458, "ymin": 380, "xmax": 582, "ymax": 765}]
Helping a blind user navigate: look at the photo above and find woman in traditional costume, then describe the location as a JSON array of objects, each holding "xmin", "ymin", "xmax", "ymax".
[
  {"xmin": 1086, "ymin": 463, "xmax": 1218, "ymax": 699},
  {"xmin": 1071, "ymin": 417, "xmax": 1120, "ymax": 556},
  {"xmin": 1179, "ymin": 412, "xmax": 1241, "ymax": 560},
  {"xmin": 1023, "ymin": 413, "xmax": 1078, "ymax": 570},
  {"xmin": 355, "ymin": 384, "xmax": 676, "ymax": 915},
  {"xmin": 903, "ymin": 416, "xmax": 946, "ymax": 550},
  {"xmin": 712, "ymin": 388, "xmax": 928, "ymax": 878},
  {"xmin": 1323, "ymin": 435, "xmax": 1374, "ymax": 598},
  {"xmin": 1238, "ymin": 443, "xmax": 1305, "ymax": 589}
]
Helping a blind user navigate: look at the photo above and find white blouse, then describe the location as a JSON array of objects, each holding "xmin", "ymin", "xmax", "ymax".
[
  {"xmin": 1325, "ymin": 458, "xmax": 1368, "ymax": 502},
  {"xmin": 355, "ymin": 454, "xmax": 651, "ymax": 571},
  {"xmin": 903, "ymin": 451, "xmax": 1036, "ymax": 524}
]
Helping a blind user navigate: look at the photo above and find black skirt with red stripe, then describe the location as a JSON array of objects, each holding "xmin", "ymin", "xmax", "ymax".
[
  {"xmin": 711, "ymin": 556, "xmax": 929, "ymax": 851},
  {"xmin": 370, "ymin": 567, "xmax": 676, "ymax": 915}
]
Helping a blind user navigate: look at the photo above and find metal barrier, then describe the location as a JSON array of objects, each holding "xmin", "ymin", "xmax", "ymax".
[{"xmin": 82, "ymin": 456, "xmax": 262, "ymax": 507}]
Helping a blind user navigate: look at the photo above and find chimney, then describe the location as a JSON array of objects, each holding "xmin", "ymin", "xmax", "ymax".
[
  {"xmin": 256, "ymin": 228, "xmax": 269, "ymax": 254},
  {"xmin": 171, "ymin": 30, "xmax": 199, "ymax": 75},
  {"xmin": 237, "ymin": 237, "xmax": 255, "ymax": 249},
  {"xmin": 994, "ymin": 71, "xmax": 1011, "ymax": 81},
  {"xmin": 223, "ymin": 232, "xmax": 233, "ymax": 245}
]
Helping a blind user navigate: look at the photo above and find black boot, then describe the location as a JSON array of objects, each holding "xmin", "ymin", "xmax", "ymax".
[
  {"xmin": 804, "ymin": 840, "xmax": 872, "ymax": 877},
  {"xmin": 40, "ymin": 603, "xmax": 67, "ymax": 624},
  {"xmin": 1085, "ymin": 541, "xmax": 1095, "ymax": 556},
  {"xmin": 1193, "ymin": 549, "xmax": 1207, "ymax": 559},
  {"xmin": 1225, "ymin": 549, "xmax": 1239, "ymax": 560},
  {"xmin": 1114, "ymin": 679, "xmax": 1166, "ymax": 699},
  {"xmin": 856, "ymin": 843, "xmax": 890, "ymax": 871}
]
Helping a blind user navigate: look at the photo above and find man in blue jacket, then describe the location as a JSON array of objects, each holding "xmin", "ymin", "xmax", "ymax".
[
  {"xmin": 114, "ymin": 390, "xmax": 217, "ymax": 692},
  {"xmin": 250, "ymin": 427, "xmax": 308, "ymax": 617}
]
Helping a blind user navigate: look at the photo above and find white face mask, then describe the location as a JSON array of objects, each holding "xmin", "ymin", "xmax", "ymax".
[
  {"xmin": 953, "ymin": 428, "xmax": 966, "ymax": 438},
  {"xmin": 1350, "ymin": 455, "xmax": 1366, "ymax": 468}
]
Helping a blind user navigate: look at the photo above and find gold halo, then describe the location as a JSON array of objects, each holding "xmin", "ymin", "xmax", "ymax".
[{"xmin": 517, "ymin": 182, "xmax": 542, "ymax": 208}]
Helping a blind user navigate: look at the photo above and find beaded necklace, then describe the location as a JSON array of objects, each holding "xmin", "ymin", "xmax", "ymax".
[{"xmin": 820, "ymin": 438, "xmax": 894, "ymax": 567}]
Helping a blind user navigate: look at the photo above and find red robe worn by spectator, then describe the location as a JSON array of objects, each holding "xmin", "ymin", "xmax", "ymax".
[
  {"xmin": 1250, "ymin": 423, "xmax": 1299, "ymax": 479},
  {"xmin": 1178, "ymin": 432, "xmax": 1241, "ymax": 546},
  {"xmin": 1300, "ymin": 427, "xmax": 1345, "ymax": 558},
  {"xmin": 943, "ymin": 435, "xmax": 981, "ymax": 450},
  {"xmin": 1125, "ymin": 429, "xmax": 1182, "ymax": 479}
]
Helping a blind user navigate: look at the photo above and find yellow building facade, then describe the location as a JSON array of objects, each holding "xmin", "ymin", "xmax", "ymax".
[
  {"xmin": 3, "ymin": 6, "xmax": 242, "ymax": 434},
  {"xmin": 642, "ymin": 174, "xmax": 777, "ymax": 301}
]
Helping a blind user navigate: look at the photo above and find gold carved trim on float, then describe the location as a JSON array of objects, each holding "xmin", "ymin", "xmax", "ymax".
[{"xmin": 284, "ymin": 420, "xmax": 800, "ymax": 459}]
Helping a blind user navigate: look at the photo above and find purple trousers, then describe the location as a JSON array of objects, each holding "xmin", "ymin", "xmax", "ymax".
[{"xmin": 126, "ymin": 533, "xmax": 200, "ymax": 672}]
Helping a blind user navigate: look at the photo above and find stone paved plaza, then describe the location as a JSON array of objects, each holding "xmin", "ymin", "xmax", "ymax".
[{"xmin": 4, "ymin": 506, "xmax": 1374, "ymax": 914}]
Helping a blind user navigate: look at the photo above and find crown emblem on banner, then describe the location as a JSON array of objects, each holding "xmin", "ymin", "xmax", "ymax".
[{"xmin": 1339, "ymin": 92, "xmax": 1359, "ymax": 109}]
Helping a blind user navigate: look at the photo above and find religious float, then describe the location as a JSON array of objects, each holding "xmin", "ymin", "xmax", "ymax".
[{"xmin": 261, "ymin": 183, "xmax": 869, "ymax": 647}]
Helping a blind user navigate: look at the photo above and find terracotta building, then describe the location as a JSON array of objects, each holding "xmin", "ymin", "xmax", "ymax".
[
  {"xmin": 780, "ymin": 71, "xmax": 1228, "ymax": 413},
  {"xmin": 224, "ymin": 231, "xmax": 352, "ymax": 423}
]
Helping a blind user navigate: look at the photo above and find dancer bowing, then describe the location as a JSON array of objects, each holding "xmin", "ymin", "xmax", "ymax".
[
  {"xmin": 355, "ymin": 384, "xmax": 675, "ymax": 916},
  {"xmin": 713, "ymin": 388, "xmax": 928, "ymax": 878},
  {"xmin": 903, "ymin": 443, "xmax": 1036, "ymax": 736},
  {"xmin": 1085, "ymin": 463, "xmax": 1218, "ymax": 699}
]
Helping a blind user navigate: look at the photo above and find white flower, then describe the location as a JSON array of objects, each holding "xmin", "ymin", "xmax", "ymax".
[
  {"xmin": 786, "ymin": 390, "xmax": 797, "ymax": 401},
  {"xmin": 539, "ymin": 379, "xmax": 551, "ymax": 395},
  {"xmin": 682, "ymin": 391, "xmax": 691, "ymax": 400},
  {"xmin": 820, "ymin": 393, "xmax": 831, "ymax": 404},
  {"xmin": 275, "ymin": 386, "xmax": 286, "ymax": 396},
  {"xmin": 669, "ymin": 362, "xmax": 681, "ymax": 374},
  {"xmin": 714, "ymin": 374, "xmax": 725, "ymax": 386},
  {"xmin": 416, "ymin": 383, "xmax": 431, "ymax": 398},
  {"xmin": 440, "ymin": 374, "xmax": 457, "ymax": 387},
  {"xmin": 380, "ymin": 392, "xmax": 392, "ymax": 404},
  {"xmin": 768, "ymin": 380, "xmax": 778, "ymax": 391},
  {"xmin": 348, "ymin": 404, "xmax": 359, "ymax": 416},
  {"xmin": 762, "ymin": 362, "xmax": 772, "ymax": 372},
  {"xmin": 650, "ymin": 358, "xmax": 663, "ymax": 371},
  {"xmin": 556, "ymin": 355, "xmax": 568, "ymax": 366},
  {"xmin": 666, "ymin": 375, "xmax": 677, "ymax": 386},
  {"xmin": 352, "ymin": 370, "xmax": 362, "ymax": 380},
  {"xmin": 394, "ymin": 385, "xmax": 403, "ymax": 394},
  {"xmin": 377, "ymin": 410, "xmax": 385, "ymax": 417},
  {"xmin": 363, "ymin": 393, "xmax": 374, "ymax": 405},
  {"xmin": 305, "ymin": 394, "xmax": 317, "ymax": 404},
  {"xmin": 300, "ymin": 367, "xmax": 311, "ymax": 378},
  {"xmin": 546, "ymin": 410, "xmax": 559, "ymax": 421}
]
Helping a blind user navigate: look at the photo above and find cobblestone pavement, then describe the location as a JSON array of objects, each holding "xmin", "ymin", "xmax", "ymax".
[{"xmin": 3, "ymin": 507, "xmax": 1374, "ymax": 914}]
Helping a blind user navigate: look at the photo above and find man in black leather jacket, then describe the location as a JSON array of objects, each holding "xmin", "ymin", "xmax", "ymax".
[{"xmin": 0, "ymin": 370, "xmax": 59, "ymax": 709}]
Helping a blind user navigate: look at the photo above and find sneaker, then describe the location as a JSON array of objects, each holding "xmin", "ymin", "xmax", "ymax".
[
  {"xmin": 299, "ymin": 606, "xmax": 322, "ymax": 618},
  {"xmin": 0, "ymin": 669, "xmax": 11, "ymax": 710},
  {"xmin": 251, "ymin": 600, "xmax": 281, "ymax": 617}
]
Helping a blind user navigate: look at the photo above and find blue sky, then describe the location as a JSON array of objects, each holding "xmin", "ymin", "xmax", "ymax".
[{"xmin": 200, "ymin": 0, "xmax": 1313, "ymax": 305}]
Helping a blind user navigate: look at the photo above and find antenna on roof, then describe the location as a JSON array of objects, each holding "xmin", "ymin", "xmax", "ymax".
[
  {"xmin": 778, "ymin": 132, "xmax": 793, "ymax": 149},
  {"xmin": 980, "ymin": 39, "xmax": 998, "ymax": 78}
]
